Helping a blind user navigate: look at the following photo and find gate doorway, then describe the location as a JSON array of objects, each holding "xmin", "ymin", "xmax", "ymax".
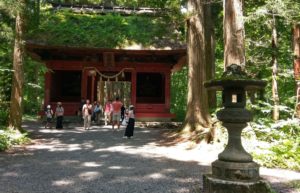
[
  {"xmin": 97, "ymin": 80, "xmax": 131, "ymax": 107},
  {"xmin": 87, "ymin": 71, "xmax": 132, "ymax": 107}
]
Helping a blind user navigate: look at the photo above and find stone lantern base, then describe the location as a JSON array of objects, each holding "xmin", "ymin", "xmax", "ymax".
[
  {"xmin": 212, "ymin": 160, "xmax": 260, "ymax": 181},
  {"xmin": 203, "ymin": 174, "xmax": 273, "ymax": 193}
]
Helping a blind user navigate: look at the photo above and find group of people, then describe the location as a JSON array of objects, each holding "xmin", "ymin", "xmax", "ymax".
[
  {"xmin": 81, "ymin": 97, "xmax": 135, "ymax": 138},
  {"xmin": 44, "ymin": 97, "xmax": 135, "ymax": 138},
  {"xmin": 44, "ymin": 102, "xmax": 64, "ymax": 129}
]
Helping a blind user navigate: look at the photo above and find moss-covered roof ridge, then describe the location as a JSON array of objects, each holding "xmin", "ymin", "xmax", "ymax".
[{"xmin": 28, "ymin": 7, "xmax": 186, "ymax": 50}]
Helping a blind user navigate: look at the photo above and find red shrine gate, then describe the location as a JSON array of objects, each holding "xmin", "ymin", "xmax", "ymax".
[{"xmin": 26, "ymin": 43, "xmax": 186, "ymax": 121}]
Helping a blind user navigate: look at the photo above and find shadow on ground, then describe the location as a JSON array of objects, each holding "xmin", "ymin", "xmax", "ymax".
[{"xmin": 0, "ymin": 121, "xmax": 209, "ymax": 193}]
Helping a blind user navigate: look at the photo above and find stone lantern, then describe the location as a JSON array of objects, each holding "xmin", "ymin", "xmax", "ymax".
[{"xmin": 203, "ymin": 64, "xmax": 271, "ymax": 193}]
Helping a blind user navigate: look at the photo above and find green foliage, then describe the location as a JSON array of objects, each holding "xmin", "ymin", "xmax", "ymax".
[
  {"xmin": 28, "ymin": 8, "xmax": 185, "ymax": 48},
  {"xmin": 253, "ymin": 136, "xmax": 300, "ymax": 170},
  {"xmin": 0, "ymin": 10, "xmax": 14, "ymax": 104},
  {"xmin": 250, "ymin": 103, "xmax": 300, "ymax": 170},
  {"xmin": 0, "ymin": 102, "xmax": 10, "ymax": 127},
  {"xmin": 237, "ymin": 0, "xmax": 300, "ymax": 170},
  {"xmin": 171, "ymin": 66, "xmax": 188, "ymax": 121},
  {"xmin": 0, "ymin": 7, "xmax": 14, "ymax": 127},
  {"xmin": 23, "ymin": 58, "xmax": 47, "ymax": 115},
  {"xmin": 0, "ymin": 129, "xmax": 30, "ymax": 151}
]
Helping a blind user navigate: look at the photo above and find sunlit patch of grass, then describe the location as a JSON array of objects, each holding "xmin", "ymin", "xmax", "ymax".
[
  {"xmin": 0, "ymin": 128, "xmax": 30, "ymax": 151},
  {"xmin": 22, "ymin": 114, "xmax": 39, "ymax": 121}
]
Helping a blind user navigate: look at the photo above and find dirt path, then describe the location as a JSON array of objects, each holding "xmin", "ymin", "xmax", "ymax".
[{"xmin": 0, "ymin": 121, "xmax": 299, "ymax": 193}]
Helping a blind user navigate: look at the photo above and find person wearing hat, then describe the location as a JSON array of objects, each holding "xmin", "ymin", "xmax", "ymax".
[
  {"xmin": 55, "ymin": 102, "xmax": 64, "ymax": 129},
  {"xmin": 45, "ymin": 105, "xmax": 53, "ymax": 129},
  {"xmin": 124, "ymin": 105, "xmax": 135, "ymax": 139}
]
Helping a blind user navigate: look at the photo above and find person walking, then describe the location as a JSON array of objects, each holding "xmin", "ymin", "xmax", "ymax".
[
  {"xmin": 45, "ymin": 105, "xmax": 53, "ymax": 129},
  {"xmin": 82, "ymin": 99, "xmax": 93, "ymax": 130},
  {"xmin": 124, "ymin": 105, "xmax": 135, "ymax": 138},
  {"xmin": 111, "ymin": 97, "xmax": 123, "ymax": 130},
  {"xmin": 55, "ymin": 102, "xmax": 64, "ymax": 129},
  {"xmin": 104, "ymin": 100, "xmax": 112, "ymax": 126},
  {"xmin": 93, "ymin": 101, "xmax": 102, "ymax": 124}
]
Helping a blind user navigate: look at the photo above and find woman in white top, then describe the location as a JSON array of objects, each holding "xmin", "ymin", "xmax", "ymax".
[{"xmin": 124, "ymin": 105, "xmax": 135, "ymax": 139}]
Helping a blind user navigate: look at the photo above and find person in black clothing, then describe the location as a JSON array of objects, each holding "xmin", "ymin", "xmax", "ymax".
[
  {"xmin": 124, "ymin": 105, "xmax": 135, "ymax": 139},
  {"xmin": 120, "ymin": 105, "xmax": 126, "ymax": 123},
  {"xmin": 55, "ymin": 102, "xmax": 64, "ymax": 129}
]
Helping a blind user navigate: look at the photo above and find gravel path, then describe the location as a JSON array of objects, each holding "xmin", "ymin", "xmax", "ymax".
[{"xmin": 0, "ymin": 121, "xmax": 299, "ymax": 193}]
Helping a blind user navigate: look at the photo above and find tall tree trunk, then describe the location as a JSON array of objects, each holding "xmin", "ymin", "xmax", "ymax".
[
  {"xmin": 183, "ymin": 0, "xmax": 211, "ymax": 133},
  {"xmin": 293, "ymin": 23, "xmax": 300, "ymax": 118},
  {"xmin": 224, "ymin": 0, "xmax": 245, "ymax": 69},
  {"xmin": 9, "ymin": 0, "xmax": 26, "ymax": 131},
  {"xmin": 204, "ymin": 0, "xmax": 216, "ymax": 108},
  {"xmin": 271, "ymin": 14, "xmax": 280, "ymax": 121}
]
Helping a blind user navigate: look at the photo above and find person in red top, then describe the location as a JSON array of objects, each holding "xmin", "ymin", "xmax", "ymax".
[{"xmin": 111, "ymin": 97, "xmax": 123, "ymax": 130}]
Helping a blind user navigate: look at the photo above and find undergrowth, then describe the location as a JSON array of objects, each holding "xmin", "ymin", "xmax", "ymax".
[{"xmin": 0, "ymin": 129, "xmax": 30, "ymax": 151}]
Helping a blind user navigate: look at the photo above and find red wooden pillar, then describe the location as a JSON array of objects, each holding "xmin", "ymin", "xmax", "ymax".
[
  {"xmin": 131, "ymin": 70, "xmax": 136, "ymax": 107},
  {"xmin": 44, "ymin": 71, "xmax": 51, "ymax": 106},
  {"xmin": 91, "ymin": 75, "xmax": 95, "ymax": 102},
  {"xmin": 81, "ymin": 69, "xmax": 88, "ymax": 100},
  {"xmin": 165, "ymin": 71, "xmax": 171, "ymax": 113}
]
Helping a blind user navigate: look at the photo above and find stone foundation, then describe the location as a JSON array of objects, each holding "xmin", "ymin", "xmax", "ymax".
[
  {"xmin": 203, "ymin": 174, "xmax": 273, "ymax": 193},
  {"xmin": 212, "ymin": 160, "xmax": 259, "ymax": 181}
]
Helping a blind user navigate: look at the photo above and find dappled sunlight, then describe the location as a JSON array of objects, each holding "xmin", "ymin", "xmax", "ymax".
[
  {"xmin": 2, "ymin": 172, "xmax": 18, "ymax": 177},
  {"xmin": 52, "ymin": 179, "xmax": 74, "ymax": 187},
  {"xmin": 37, "ymin": 129, "xmax": 83, "ymax": 134},
  {"xmin": 29, "ymin": 141, "xmax": 94, "ymax": 152},
  {"xmin": 139, "ymin": 130, "xmax": 151, "ymax": 133},
  {"xmin": 49, "ymin": 143, "xmax": 93, "ymax": 152},
  {"xmin": 79, "ymin": 171, "xmax": 102, "ymax": 181},
  {"xmin": 108, "ymin": 166, "xmax": 130, "ymax": 170},
  {"xmin": 146, "ymin": 173, "xmax": 167, "ymax": 179},
  {"xmin": 261, "ymin": 168, "xmax": 300, "ymax": 181},
  {"xmin": 81, "ymin": 162, "xmax": 102, "ymax": 168},
  {"xmin": 4, "ymin": 121, "xmax": 297, "ymax": 193},
  {"xmin": 93, "ymin": 139, "xmax": 220, "ymax": 165},
  {"xmin": 59, "ymin": 160, "xmax": 80, "ymax": 166},
  {"xmin": 99, "ymin": 154, "xmax": 110, "ymax": 158}
]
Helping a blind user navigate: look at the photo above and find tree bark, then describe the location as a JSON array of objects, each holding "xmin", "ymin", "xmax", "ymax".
[
  {"xmin": 224, "ymin": 0, "xmax": 245, "ymax": 69},
  {"xmin": 9, "ymin": 1, "xmax": 26, "ymax": 131},
  {"xmin": 271, "ymin": 14, "xmax": 280, "ymax": 121},
  {"xmin": 293, "ymin": 23, "xmax": 300, "ymax": 118},
  {"xmin": 204, "ymin": 0, "xmax": 216, "ymax": 108},
  {"xmin": 183, "ymin": 0, "xmax": 211, "ymax": 133}
]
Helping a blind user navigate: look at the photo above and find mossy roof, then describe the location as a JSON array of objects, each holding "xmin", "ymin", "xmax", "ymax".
[{"xmin": 28, "ymin": 9, "xmax": 186, "ymax": 50}]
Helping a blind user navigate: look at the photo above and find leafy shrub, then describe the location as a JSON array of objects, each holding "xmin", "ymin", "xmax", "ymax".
[
  {"xmin": 250, "ymin": 116, "xmax": 300, "ymax": 170},
  {"xmin": 253, "ymin": 138, "xmax": 300, "ymax": 170},
  {"xmin": 0, "ymin": 101, "xmax": 10, "ymax": 127},
  {"xmin": 0, "ymin": 129, "xmax": 30, "ymax": 151}
]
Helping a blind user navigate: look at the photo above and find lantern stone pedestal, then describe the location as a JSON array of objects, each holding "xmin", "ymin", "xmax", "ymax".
[{"xmin": 203, "ymin": 65, "xmax": 272, "ymax": 193}]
